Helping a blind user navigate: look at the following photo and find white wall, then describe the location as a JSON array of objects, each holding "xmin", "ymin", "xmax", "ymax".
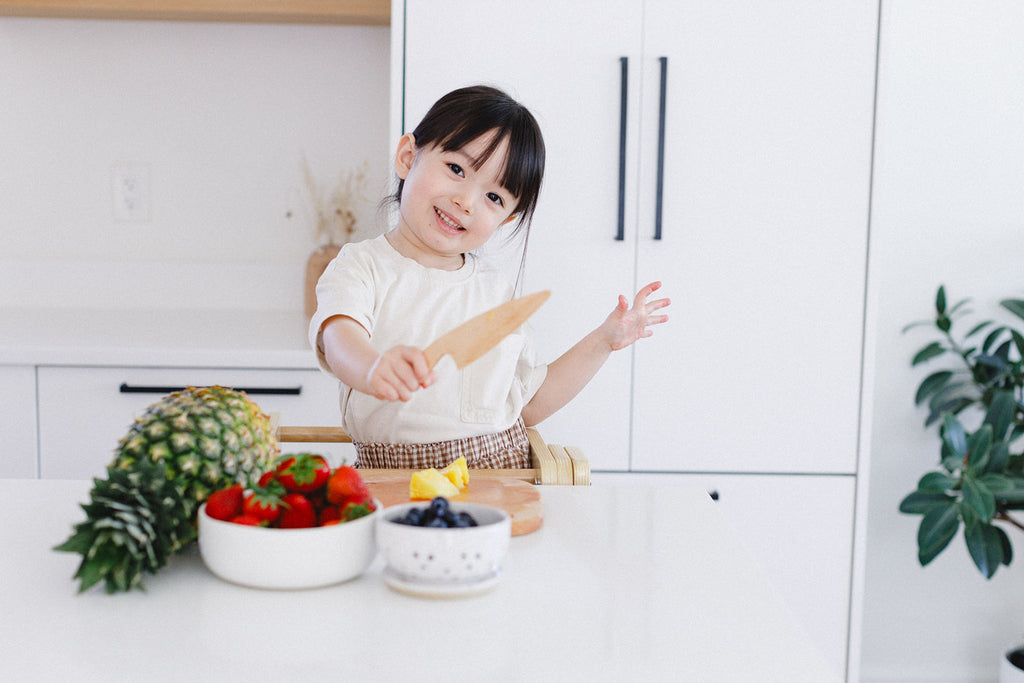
[
  {"xmin": 861, "ymin": 2, "xmax": 1024, "ymax": 681},
  {"xmin": 0, "ymin": 17, "xmax": 391, "ymax": 311}
]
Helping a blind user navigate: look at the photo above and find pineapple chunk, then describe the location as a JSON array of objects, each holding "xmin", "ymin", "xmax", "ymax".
[
  {"xmin": 409, "ymin": 468, "xmax": 460, "ymax": 500},
  {"xmin": 440, "ymin": 456, "xmax": 469, "ymax": 490}
]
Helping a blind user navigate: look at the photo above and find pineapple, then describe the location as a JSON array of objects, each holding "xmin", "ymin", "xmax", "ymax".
[
  {"xmin": 55, "ymin": 386, "xmax": 278, "ymax": 593},
  {"xmin": 440, "ymin": 456, "xmax": 469, "ymax": 490},
  {"xmin": 409, "ymin": 467, "xmax": 460, "ymax": 500}
]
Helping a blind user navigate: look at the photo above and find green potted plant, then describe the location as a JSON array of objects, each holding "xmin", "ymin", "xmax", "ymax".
[{"xmin": 899, "ymin": 286, "xmax": 1024, "ymax": 679}]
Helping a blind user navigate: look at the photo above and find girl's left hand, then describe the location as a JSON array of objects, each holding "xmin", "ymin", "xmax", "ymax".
[{"xmin": 601, "ymin": 281, "xmax": 671, "ymax": 351}]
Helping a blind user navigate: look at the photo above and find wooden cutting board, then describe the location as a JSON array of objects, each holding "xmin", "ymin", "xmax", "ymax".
[{"xmin": 360, "ymin": 473, "xmax": 543, "ymax": 536}]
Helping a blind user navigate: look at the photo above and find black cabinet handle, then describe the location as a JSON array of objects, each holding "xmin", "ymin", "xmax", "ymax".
[
  {"xmin": 616, "ymin": 56, "xmax": 629, "ymax": 241},
  {"xmin": 708, "ymin": 490, "xmax": 720, "ymax": 501},
  {"xmin": 119, "ymin": 383, "xmax": 302, "ymax": 396},
  {"xmin": 654, "ymin": 56, "xmax": 668, "ymax": 241}
]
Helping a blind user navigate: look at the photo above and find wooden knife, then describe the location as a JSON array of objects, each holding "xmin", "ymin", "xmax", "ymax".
[{"xmin": 423, "ymin": 290, "xmax": 551, "ymax": 369}]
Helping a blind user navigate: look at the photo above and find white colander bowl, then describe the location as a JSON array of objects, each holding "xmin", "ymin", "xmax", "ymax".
[{"xmin": 376, "ymin": 501, "xmax": 511, "ymax": 594}]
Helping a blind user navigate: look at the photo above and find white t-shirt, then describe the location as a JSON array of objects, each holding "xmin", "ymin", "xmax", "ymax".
[{"xmin": 308, "ymin": 234, "xmax": 547, "ymax": 444}]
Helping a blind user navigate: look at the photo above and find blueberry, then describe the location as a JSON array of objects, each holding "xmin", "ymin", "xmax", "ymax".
[
  {"xmin": 425, "ymin": 516, "xmax": 447, "ymax": 528},
  {"xmin": 404, "ymin": 508, "xmax": 424, "ymax": 525},
  {"xmin": 428, "ymin": 497, "xmax": 449, "ymax": 517}
]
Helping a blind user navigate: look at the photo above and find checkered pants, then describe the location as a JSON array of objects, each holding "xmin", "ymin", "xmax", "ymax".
[{"xmin": 353, "ymin": 418, "xmax": 530, "ymax": 470}]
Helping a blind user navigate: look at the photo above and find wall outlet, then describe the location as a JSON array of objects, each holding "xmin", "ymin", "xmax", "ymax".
[{"xmin": 111, "ymin": 162, "xmax": 151, "ymax": 222}]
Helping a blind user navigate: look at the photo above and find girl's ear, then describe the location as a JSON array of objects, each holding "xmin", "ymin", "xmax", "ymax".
[{"xmin": 394, "ymin": 133, "xmax": 417, "ymax": 180}]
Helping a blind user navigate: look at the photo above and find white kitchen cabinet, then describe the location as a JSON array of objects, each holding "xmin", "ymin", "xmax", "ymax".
[
  {"xmin": 0, "ymin": 365, "xmax": 38, "ymax": 478},
  {"xmin": 37, "ymin": 366, "xmax": 352, "ymax": 480},
  {"xmin": 396, "ymin": 0, "xmax": 877, "ymax": 475},
  {"xmin": 398, "ymin": 0, "xmax": 642, "ymax": 471},
  {"xmin": 592, "ymin": 471, "xmax": 855, "ymax": 678}
]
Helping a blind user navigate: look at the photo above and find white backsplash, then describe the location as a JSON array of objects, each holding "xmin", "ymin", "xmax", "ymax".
[{"xmin": 0, "ymin": 17, "xmax": 391, "ymax": 312}]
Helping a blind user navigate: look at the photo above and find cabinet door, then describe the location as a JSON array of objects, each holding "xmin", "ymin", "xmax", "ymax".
[
  {"xmin": 401, "ymin": 0, "xmax": 643, "ymax": 469},
  {"xmin": 37, "ymin": 367, "xmax": 352, "ymax": 480},
  {"xmin": 0, "ymin": 365, "xmax": 38, "ymax": 478},
  {"xmin": 592, "ymin": 471, "xmax": 854, "ymax": 678},
  {"xmin": 631, "ymin": 1, "xmax": 877, "ymax": 473}
]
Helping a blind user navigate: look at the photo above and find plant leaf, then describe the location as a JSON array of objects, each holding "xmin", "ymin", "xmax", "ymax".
[
  {"xmin": 912, "ymin": 342, "xmax": 947, "ymax": 366},
  {"xmin": 927, "ymin": 397, "xmax": 975, "ymax": 428},
  {"xmin": 982, "ymin": 327, "xmax": 1008, "ymax": 354},
  {"xmin": 1011, "ymin": 330, "xmax": 1024, "ymax": 359},
  {"xmin": 948, "ymin": 297, "xmax": 972, "ymax": 316},
  {"xmin": 941, "ymin": 414, "xmax": 968, "ymax": 460},
  {"xmin": 964, "ymin": 521, "xmax": 1004, "ymax": 579},
  {"xmin": 902, "ymin": 320, "xmax": 935, "ymax": 334},
  {"xmin": 996, "ymin": 525, "xmax": 1013, "ymax": 566},
  {"xmin": 965, "ymin": 320, "xmax": 994, "ymax": 338},
  {"xmin": 987, "ymin": 441, "xmax": 1011, "ymax": 474},
  {"xmin": 899, "ymin": 490, "xmax": 955, "ymax": 514},
  {"xmin": 917, "ymin": 503, "xmax": 960, "ymax": 566},
  {"xmin": 984, "ymin": 390, "xmax": 1017, "ymax": 442},
  {"xmin": 961, "ymin": 475, "xmax": 996, "ymax": 522},
  {"xmin": 965, "ymin": 425, "xmax": 992, "ymax": 471},
  {"xmin": 1000, "ymin": 481, "xmax": 1024, "ymax": 505},
  {"xmin": 914, "ymin": 371, "xmax": 953, "ymax": 405},
  {"xmin": 918, "ymin": 471, "xmax": 957, "ymax": 494},
  {"xmin": 978, "ymin": 472, "xmax": 1015, "ymax": 495},
  {"xmin": 1000, "ymin": 298, "xmax": 1024, "ymax": 322},
  {"xmin": 935, "ymin": 285, "xmax": 947, "ymax": 315}
]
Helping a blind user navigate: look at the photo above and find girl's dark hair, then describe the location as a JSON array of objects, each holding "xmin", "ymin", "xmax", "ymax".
[{"xmin": 394, "ymin": 85, "xmax": 545, "ymax": 235}]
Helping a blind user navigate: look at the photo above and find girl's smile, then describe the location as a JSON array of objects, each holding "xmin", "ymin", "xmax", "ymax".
[
  {"xmin": 434, "ymin": 206, "xmax": 465, "ymax": 233},
  {"xmin": 388, "ymin": 130, "xmax": 518, "ymax": 270}
]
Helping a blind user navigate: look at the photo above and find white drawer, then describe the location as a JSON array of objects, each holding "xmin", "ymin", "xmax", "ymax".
[
  {"xmin": 1, "ymin": 365, "xmax": 39, "ymax": 478},
  {"xmin": 592, "ymin": 471, "xmax": 854, "ymax": 677},
  {"xmin": 37, "ymin": 366, "xmax": 354, "ymax": 479}
]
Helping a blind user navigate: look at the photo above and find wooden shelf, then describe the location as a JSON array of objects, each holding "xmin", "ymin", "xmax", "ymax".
[{"xmin": 0, "ymin": 0, "xmax": 390, "ymax": 25}]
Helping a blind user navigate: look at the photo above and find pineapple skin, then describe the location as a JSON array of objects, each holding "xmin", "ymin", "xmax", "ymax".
[{"xmin": 55, "ymin": 386, "xmax": 279, "ymax": 593}]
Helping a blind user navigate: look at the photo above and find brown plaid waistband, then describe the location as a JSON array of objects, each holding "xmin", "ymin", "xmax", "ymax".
[{"xmin": 353, "ymin": 418, "xmax": 530, "ymax": 470}]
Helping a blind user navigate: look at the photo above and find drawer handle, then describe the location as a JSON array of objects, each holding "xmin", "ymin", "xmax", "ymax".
[
  {"xmin": 118, "ymin": 383, "xmax": 302, "ymax": 396},
  {"xmin": 708, "ymin": 490, "xmax": 720, "ymax": 501},
  {"xmin": 616, "ymin": 56, "xmax": 629, "ymax": 241},
  {"xmin": 654, "ymin": 56, "xmax": 668, "ymax": 241}
]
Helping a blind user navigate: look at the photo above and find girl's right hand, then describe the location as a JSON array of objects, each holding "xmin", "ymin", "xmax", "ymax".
[{"xmin": 365, "ymin": 345, "xmax": 436, "ymax": 401}]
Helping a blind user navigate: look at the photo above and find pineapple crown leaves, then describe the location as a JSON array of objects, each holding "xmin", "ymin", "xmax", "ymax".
[
  {"xmin": 54, "ymin": 460, "xmax": 195, "ymax": 594},
  {"xmin": 54, "ymin": 386, "xmax": 279, "ymax": 594}
]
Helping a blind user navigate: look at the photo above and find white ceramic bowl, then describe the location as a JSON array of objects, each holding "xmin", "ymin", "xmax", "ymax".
[
  {"xmin": 197, "ymin": 500, "xmax": 380, "ymax": 590},
  {"xmin": 376, "ymin": 501, "xmax": 511, "ymax": 592}
]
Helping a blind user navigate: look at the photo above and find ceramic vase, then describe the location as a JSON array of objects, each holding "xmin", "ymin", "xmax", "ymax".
[{"xmin": 304, "ymin": 244, "xmax": 341, "ymax": 320}]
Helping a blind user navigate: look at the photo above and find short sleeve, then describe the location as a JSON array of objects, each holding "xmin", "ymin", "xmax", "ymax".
[{"xmin": 307, "ymin": 244, "xmax": 377, "ymax": 373}]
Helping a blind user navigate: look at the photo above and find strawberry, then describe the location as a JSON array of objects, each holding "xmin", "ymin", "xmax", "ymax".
[
  {"xmin": 229, "ymin": 514, "xmax": 265, "ymax": 526},
  {"xmin": 340, "ymin": 499, "xmax": 376, "ymax": 522},
  {"xmin": 205, "ymin": 484, "xmax": 243, "ymax": 521},
  {"xmin": 243, "ymin": 487, "xmax": 282, "ymax": 524},
  {"xmin": 327, "ymin": 465, "xmax": 370, "ymax": 505},
  {"xmin": 276, "ymin": 454, "xmax": 331, "ymax": 493},
  {"xmin": 277, "ymin": 493, "xmax": 317, "ymax": 528},
  {"xmin": 319, "ymin": 505, "xmax": 343, "ymax": 526}
]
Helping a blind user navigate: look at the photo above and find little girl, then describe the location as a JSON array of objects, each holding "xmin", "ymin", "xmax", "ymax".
[{"xmin": 309, "ymin": 85, "xmax": 669, "ymax": 470}]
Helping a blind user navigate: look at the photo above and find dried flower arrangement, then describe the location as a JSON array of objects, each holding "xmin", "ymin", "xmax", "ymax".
[
  {"xmin": 301, "ymin": 156, "xmax": 369, "ymax": 248},
  {"xmin": 300, "ymin": 157, "xmax": 370, "ymax": 319}
]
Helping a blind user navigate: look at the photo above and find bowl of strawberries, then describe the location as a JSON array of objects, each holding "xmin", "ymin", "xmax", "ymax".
[{"xmin": 198, "ymin": 454, "xmax": 380, "ymax": 590}]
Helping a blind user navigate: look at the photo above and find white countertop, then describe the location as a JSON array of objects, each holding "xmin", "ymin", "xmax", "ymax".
[
  {"xmin": 0, "ymin": 478, "xmax": 840, "ymax": 682},
  {"xmin": 0, "ymin": 307, "xmax": 317, "ymax": 368}
]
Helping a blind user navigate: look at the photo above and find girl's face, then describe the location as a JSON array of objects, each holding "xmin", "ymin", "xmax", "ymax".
[{"xmin": 390, "ymin": 130, "xmax": 518, "ymax": 270}]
